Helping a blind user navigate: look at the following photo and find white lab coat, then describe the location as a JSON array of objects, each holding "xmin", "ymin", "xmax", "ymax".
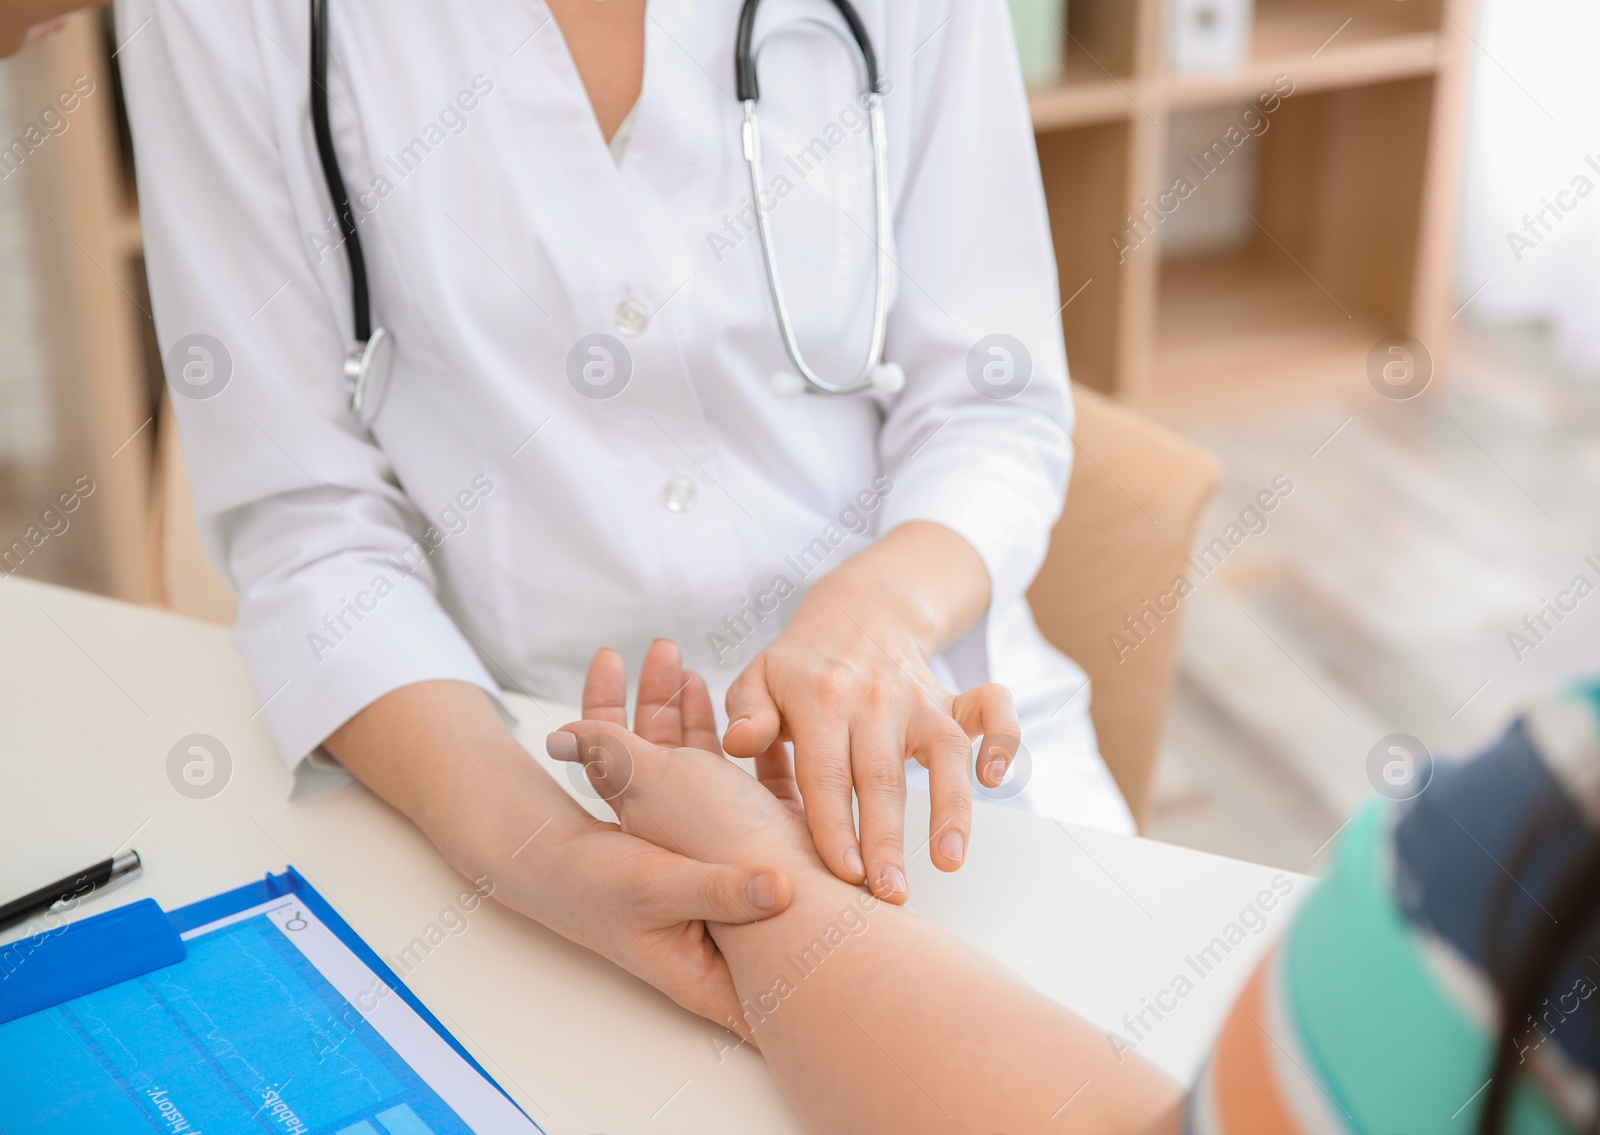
[{"xmin": 116, "ymin": 0, "xmax": 1134, "ymax": 833}]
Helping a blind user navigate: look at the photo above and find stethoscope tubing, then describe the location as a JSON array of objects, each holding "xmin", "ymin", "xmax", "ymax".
[
  {"xmin": 310, "ymin": 0, "xmax": 894, "ymax": 423},
  {"xmin": 309, "ymin": 0, "xmax": 371, "ymax": 345},
  {"xmin": 741, "ymin": 90, "xmax": 893, "ymax": 396},
  {"xmin": 737, "ymin": 0, "xmax": 896, "ymax": 396},
  {"xmin": 735, "ymin": 0, "xmax": 882, "ymax": 101}
]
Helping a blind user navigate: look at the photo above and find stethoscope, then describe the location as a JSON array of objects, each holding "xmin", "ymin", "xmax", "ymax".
[{"xmin": 309, "ymin": 0, "xmax": 901, "ymax": 429}]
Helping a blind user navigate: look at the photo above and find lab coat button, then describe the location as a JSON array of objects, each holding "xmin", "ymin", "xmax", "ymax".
[
  {"xmin": 615, "ymin": 296, "xmax": 650, "ymax": 337},
  {"xmin": 662, "ymin": 474, "xmax": 696, "ymax": 513}
]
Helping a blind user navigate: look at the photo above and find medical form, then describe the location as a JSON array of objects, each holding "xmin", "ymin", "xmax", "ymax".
[{"xmin": 0, "ymin": 895, "xmax": 542, "ymax": 1134}]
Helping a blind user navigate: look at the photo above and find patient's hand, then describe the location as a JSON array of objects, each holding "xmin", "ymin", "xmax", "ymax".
[{"xmin": 547, "ymin": 641, "xmax": 822, "ymax": 888}]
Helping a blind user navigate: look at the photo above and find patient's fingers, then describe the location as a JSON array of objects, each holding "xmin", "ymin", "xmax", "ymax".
[
  {"xmin": 952, "ymin": 683, "xmax": 1021, "ymax": 789},
  {"xmin": 645, "ymin": 857, "xmax": 793, "ymax": 925},
  {"xmin": 547, "ymin": 721, "xmax": 795, "ymax": 925},
  {"xmin": 680, "ymin": 670, "xmax": 724, "ymax": 754},
  {"xmin": 549, "ymin": 727, "xmax": 637, "ymax": 805},
  {"xmin": 634, "ymin": 639, "xmax": 688, "ymax": 746},
  {"xmin": 581, "ymin": 648, "xmax": 629, "ymax": 727},
  {"xmin": 549, "ymin": 719, "xmax": 662, "ymax": 816},
  {"xmin": 753, "ymin": 739, "xmax": 803, "ymax": 812}
]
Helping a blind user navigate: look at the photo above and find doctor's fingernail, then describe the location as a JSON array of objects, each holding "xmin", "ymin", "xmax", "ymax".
[
  {"xmin": 545, "ymin": 731, "xmax": 579, "ymax": 762},
  {"xmin": 842, "ymin": 847, "xmax": 864, "ymax": 879},
  {"xmin": 938, "ymin": 830, "xmax": 965, "ymax": 864},
  {"xmin": 745, "ymin": 873, "xmax": 778, "ymax": 912},
  {"xmin": 985, "ymin": 749, "xmax": 1008, "ymax": 783},
  {"xmin": 726, "ymin": 716, "xmax": 751, "ymax": 734},
  {"xmin": 875, "ymin": 865, "xmax": 907, "ymax": 898}
]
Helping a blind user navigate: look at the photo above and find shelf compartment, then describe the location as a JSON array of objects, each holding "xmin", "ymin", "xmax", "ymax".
[
  {"xmin": 1161, "ymin": 0, "xmax": 1445, "ymax": 110},
  {"xmin": 1149, "ymin": 250, "xmax": 1385, "ymax": 416},
  {"xmin": 1037, "ymin": 120, "xmax": 1134, "ymax": 396},
  {"xmin": 1028, "ymin": 0, "xmax": 1143, "ymax": 131},
  {"xmin": 1163, "ymin": 32, "xmax": 1440, "ymax": 110},
  {"xmin": 1251, "ymin": 0, "xmax": 1444, "ymax": 57},
  {"xmin": 1145, "ymin": 75, "xmax": 1439, "ymax": 416},
  {"xmin": 1250, "ymin": 76, "xmax": 1435, "ymax": 327},
  {"xmin": 1030, "ymin": 72, "xmax": 1140, "ymax": 132}
]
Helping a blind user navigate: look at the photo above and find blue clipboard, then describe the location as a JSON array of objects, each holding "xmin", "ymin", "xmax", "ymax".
[{"xmin": 0, "ymin": 867, "xmax": 544, "ymax": 1134}]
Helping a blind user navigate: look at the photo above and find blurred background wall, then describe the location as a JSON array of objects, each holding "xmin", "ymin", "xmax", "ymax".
[{"xmin": 1, "ymin": 0, "xmax": 1596, "ymax": 871}]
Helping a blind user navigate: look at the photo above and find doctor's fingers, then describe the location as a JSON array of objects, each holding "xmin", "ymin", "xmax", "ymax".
[
  {"xmin": 788, "ymin": 719, "xmax": 867, "ymax": 887},
  {"xmin": 641, "ymin": 854, "xmax": 794, "ymax": 926},
  {"xmin": 850, "ymin": 719, "xmax": 910, "ymax": 903},
  {"xmin": 951, "ymin": 684, "xmax": 1022, "ymax": 789},
  {"xmin": 722, "ymin": 657, "xmax": 784, "ymax": 758},
  {"xmin": 912, "ymin": 710, "xmax": 975, "ymax": 873},
  {"xmin": 580, "ymin": 648, "xmax": 631, "ymax": 728},
  {"xmin": 634, "ymin": 638, "xmax": 690, "ymax": 747}
]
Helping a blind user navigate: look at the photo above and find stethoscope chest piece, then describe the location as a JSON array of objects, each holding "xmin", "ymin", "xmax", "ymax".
[
  {"xmin": 768, "ymin": 360, "xmax": 904, "ymax": 398},
  {"xmin": 311, "ymin": 0, "xmax": 393, "ymax": 428},
  {"xmin": 345, "ymin": 326, "xmax": 394, "ymax": 428}
]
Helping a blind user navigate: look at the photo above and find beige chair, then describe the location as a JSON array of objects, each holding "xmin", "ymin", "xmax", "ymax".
[
  {"xmin": 151, "ymin": 386, "xmax": 1219, "ymax": 828},
  {"xmin": 150, "ymin": 398, "xmax": 240, "ymax": 625},
  {"xmin": 1027, "ymin": 387, "xmax": 1220, "ymax": 829}
]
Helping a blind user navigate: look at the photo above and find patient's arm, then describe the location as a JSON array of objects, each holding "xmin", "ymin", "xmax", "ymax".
[
  {"xmin": 553, "ymin": 645, "xmax": 1181, "ymax": 1134},
  {"xmin": 708, "ymin": 863, "xmax": 1179, "ymax": 1133}
]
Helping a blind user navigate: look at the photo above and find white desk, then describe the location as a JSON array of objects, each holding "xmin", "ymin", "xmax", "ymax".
[{"xmin": 0, "ymin": 578, "xmax": 1308, "ymax": 1133}]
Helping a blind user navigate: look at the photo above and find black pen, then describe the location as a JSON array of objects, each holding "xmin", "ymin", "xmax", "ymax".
[{"xmin": 0, "ymin": 851, "xmax": 142, "ymax": 933}]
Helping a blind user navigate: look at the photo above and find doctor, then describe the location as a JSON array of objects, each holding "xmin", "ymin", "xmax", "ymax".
[{"xmin": 116, "ymin": 0, "xmax": 1131, "ymax": 1030}]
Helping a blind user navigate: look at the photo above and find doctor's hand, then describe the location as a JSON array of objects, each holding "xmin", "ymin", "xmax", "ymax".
[{"xmin": 722, "ymin": 521, "xmax": 1021, "ymax": 902}]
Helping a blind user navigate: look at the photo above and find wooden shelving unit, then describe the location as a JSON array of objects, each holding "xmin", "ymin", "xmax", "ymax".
[
  {"xmin": 4, "ymin": 4, "xmax": 1475, "ymax": 607},
  {"xmin": 6, "ymin": 11, "xmax": 155, "ymax": 601},
  {"xmin": 1027, "ymin": 0, "xmax": 1474, "ymax": 418}
]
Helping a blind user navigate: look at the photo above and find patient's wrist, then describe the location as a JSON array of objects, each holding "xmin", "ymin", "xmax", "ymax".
[
  {"xmin": 710, "ymin": 863, "xmax": 881, "ymax": 952},
  {"xmin": 707, "ymin": 870, "xmax": 890, "ymax": 1036}
]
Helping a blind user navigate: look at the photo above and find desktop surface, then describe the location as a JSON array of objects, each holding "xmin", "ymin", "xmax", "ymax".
[{"xmin": 0, "ymin": 578, "xmax": 1309, "ymax": 1132}]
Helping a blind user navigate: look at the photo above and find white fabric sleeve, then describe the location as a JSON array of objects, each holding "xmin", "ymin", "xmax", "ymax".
[
  {"xmin": 875, "ymin": 0, "xmax": 1074, "ymax": 617},
  {"xmin": 117, "ymin": 0, "xmax": 505, "ymax": 785}
]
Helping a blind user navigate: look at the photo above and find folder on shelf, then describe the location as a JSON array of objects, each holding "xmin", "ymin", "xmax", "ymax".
[{"xmin": 0, "ymin": 867, "xmax": 543, "ymax": 1135}]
